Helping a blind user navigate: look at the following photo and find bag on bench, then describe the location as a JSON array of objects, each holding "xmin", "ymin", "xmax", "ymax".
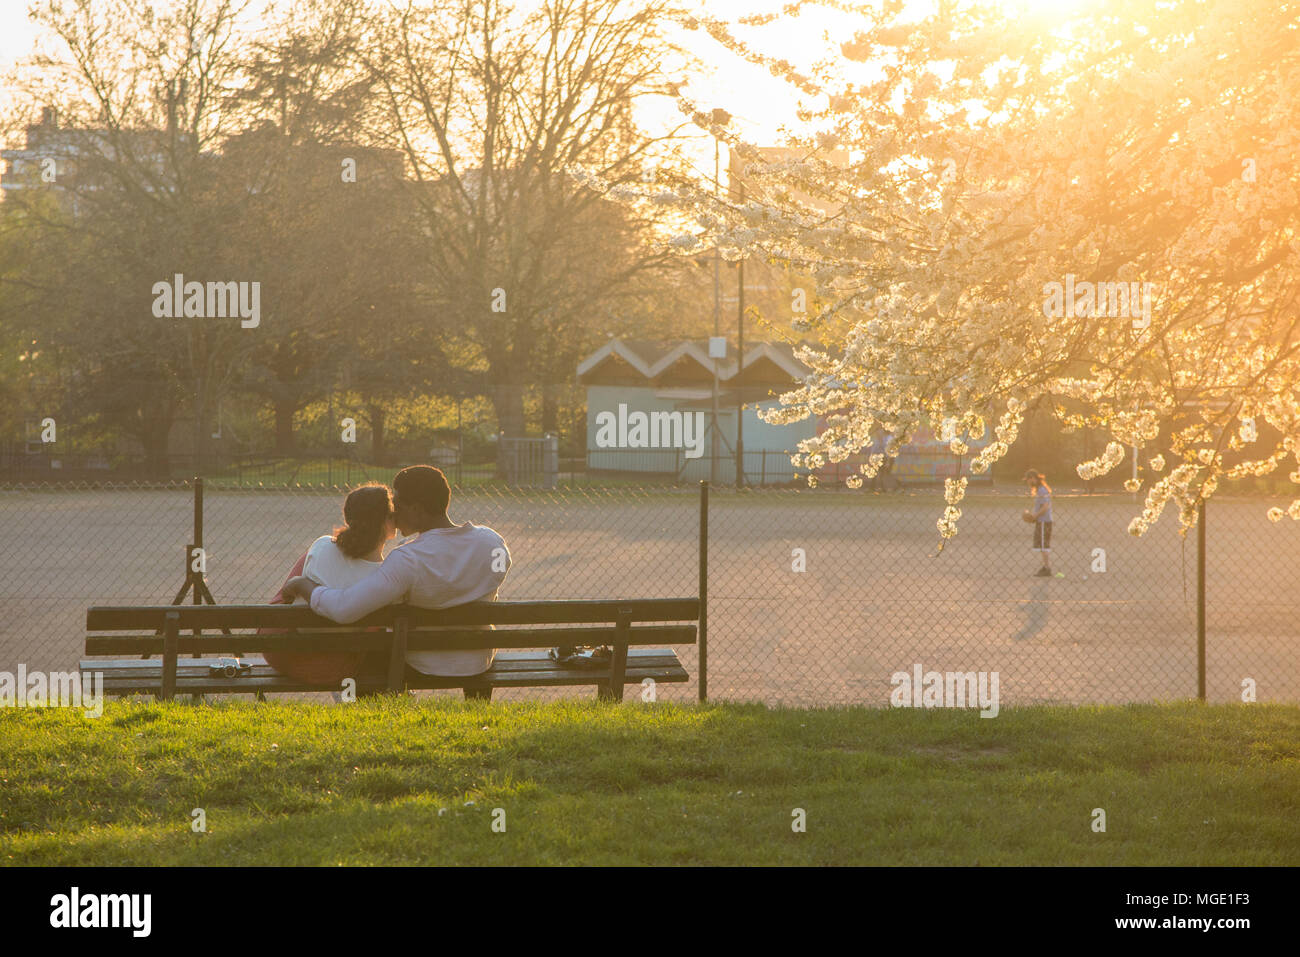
[{"xmin": 549, "ymin": 645, "xmax": 613, "ymax": 669}]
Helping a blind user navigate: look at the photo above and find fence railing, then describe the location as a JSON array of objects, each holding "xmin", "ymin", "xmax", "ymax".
[
  {"xmin": 582, "ymin": 448, "xmax": 990, "ymax": 487},
  {"xmin": 0, "ymin": 450, "xmax": 495, "ymax": 487},
  {"xmin": 2, "ymin": 446, "xmax": 994, "ymax": 489}
]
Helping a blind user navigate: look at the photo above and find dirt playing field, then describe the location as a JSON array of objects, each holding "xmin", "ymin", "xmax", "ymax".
[{"xmin": 1, "ymin": 483, "xmax": 1296, "ymax": 705}]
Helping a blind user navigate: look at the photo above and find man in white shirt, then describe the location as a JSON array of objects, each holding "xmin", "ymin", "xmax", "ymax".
[{"xmin": 281, "ymin": 465, "xmax": 510, "ymax": 676}]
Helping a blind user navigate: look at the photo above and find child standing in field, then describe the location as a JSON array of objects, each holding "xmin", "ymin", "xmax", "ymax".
[{"xmin": 1024, "ymin": 469, "xmax": 1053, "ymax": 577}]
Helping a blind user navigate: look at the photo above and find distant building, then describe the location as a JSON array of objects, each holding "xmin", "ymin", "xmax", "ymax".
[
  {"xmin": 0, "ymin": 107, "xmax": 183, "ymax": 210},
  {"xmin": 728, "ymin": 144, "xmax": 851, "ymax": 210},
  {"xmin": 2, "ymin": 108, "xmax": 404, "ymax": 206},
  {"xmin": 578, "ymin": 338, "xmax": 813, "ymax": 484},
  {"xmin": 578, "ymin": 338, "xmax": 990, "ymax": 486},
  {"xmin": 1, "ymin": 107, "xmax": 77, "ymax": 196}
]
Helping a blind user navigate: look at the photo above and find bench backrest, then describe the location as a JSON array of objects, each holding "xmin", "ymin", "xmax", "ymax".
[{"xmin": 86, "ymin": 598, "xmax": 699, "ymax": 651}]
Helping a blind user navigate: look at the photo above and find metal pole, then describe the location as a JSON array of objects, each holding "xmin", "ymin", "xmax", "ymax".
[
  {"xmin": 736, "ymin": 247, "xmax": 745, "ymax": 488},
  {"xmin": 1132, "ymin": 444, "xmax": 1139, "ymax": 501},
  {"xmin": 192, "ymin": 476, "xmax": 204, "ymax": 665},
  {"xmin": 194, "ymin": 476, "xmax": 203, "ymax": 551},
  {"xmin": 711, "ymin": 140, "xmax": 721, "ymax": 486},
  {"xmin": 1083, "ymin": 428, "xmax": 1092, "ymax": 494},
  {"xmin": 698, "ymin": 479, "xmax": 708, "ymax": 702},
  {"xmin": 1197, "ymin": 496, "xmax": 1206, "ymax": 701}
]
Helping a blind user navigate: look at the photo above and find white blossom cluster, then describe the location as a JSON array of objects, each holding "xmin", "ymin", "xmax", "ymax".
[
  {"xmin": 1077, "ymin": 443, "xmax": 1126, "ymax": 482},
  {"xmin": 613, "ymin": 0, "xmax": 1300, "ymax": 542}
]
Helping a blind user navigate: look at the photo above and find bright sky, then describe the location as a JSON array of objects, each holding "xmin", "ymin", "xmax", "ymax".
[
  {"xmin": 0, "ymin": 0, "xmax": 850, "ymax": 140},
  {"xmin": 0, "ymin": 3, "xmax": 42, "ymax": 64},
  {"xmin": 0, "ymin": 0, "xmax": 1083, "ymax": 169}
]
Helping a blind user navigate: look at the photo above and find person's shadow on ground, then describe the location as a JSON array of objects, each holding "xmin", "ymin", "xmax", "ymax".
[{"xmin": 1010, "ymin": 576, "xmax": 1051, "ymax": 642}]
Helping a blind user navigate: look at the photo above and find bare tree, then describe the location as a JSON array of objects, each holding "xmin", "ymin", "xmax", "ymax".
[
  {"xmin": 6, "ymin": 0, "xmax": 262, "ymax": 471},
  {"xmin": 366, "ymin": 0, "xmax": 691, "ymax": 438},
  {"xmin": 7, "ymin": 0, "xmax": 416, "ymax": 468}
]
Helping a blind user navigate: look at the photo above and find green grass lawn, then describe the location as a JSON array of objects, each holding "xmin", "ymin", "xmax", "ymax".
[{"xmin": 2, "ymin": 699, "xmax": 1297, "ymax": 865}]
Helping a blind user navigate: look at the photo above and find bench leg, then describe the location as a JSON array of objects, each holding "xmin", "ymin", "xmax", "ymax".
[
  {"xmin": 160, "ymin": 611, "xmax": 179, "ymax": 701},
  {"xmin": 599, "ymin": 611, "xmax": 631, "ymax": 703},
  {"xmin": 464, "ymin": 687, "xmax": 492, "ymax": 701},
  {"xmin": 388, "ymin": 617, "xmax": 409, "ymax": 693}
]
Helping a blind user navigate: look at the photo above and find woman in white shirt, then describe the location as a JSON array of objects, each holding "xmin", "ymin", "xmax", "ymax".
[{"xmin": 264, "ymin": 483, "xmax": 396, "ymax": 684}]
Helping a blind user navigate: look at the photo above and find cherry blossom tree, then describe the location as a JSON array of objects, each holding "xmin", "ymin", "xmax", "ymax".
[{"xmin": 628, "ymin": 0, "xmax": 1300, "ymax": 541}]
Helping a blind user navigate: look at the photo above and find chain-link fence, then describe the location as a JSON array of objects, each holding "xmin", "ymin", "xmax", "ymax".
[
  {"xmin": 1, "ymin": 479, "xmax": 1295, "ymax": 705},
  {"xmin": 2, "ymin": 446, "xmax": 992, "ymax": 490}
]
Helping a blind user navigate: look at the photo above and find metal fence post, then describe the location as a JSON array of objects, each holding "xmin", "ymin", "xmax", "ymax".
[
  {"xmin": 192, "ymin": 475, "xmax": 202, "ymax": 556},
  {"xmin": 1197, "ymin": 496, "xmax": 1206, "ymax": 701},
  {"xmin": 194, "ymin": 477, "xmax": 205, "ymax": 665},
  {"xmin": 699, "ymin": 479, "xmax": 708, "ymax": 703}
]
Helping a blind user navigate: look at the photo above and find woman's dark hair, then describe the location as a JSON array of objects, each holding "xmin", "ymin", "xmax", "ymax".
[
  {"xmin": 1024, "ymin": 469, "xmax": 1052, "ymax": 495},
  {"xmin": 332, "ymin": 483, "xmax": 393, "ymax": 559}
]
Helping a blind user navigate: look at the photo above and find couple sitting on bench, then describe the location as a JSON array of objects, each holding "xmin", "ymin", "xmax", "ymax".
[{"xmin": 267, "ymin": 465, "xmax": 510, "ymax": 684}]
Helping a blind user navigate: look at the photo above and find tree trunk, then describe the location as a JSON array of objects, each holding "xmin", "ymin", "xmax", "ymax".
[
  {"xmin": 192, "ymin": 381, "xmax": 212, "ymax": 475},
  {"xmin": 492, "ymin": 379, "xmax": 526, "ymax": 481},
  {"xmin": 138, "ymin": 404, "xmax": 173, "ymax": 480},
  {"xmin": 142, "ymin": 436, "xmax": 170, "ymax": 480},
  {"xmin": 492, "ymin": 380, "xmax": 526, "ymax": 437},
  {"xmin": 274, "ymin": 399, "xmax": 297, "ymax": 455},
  {"xmin": 541, "ymin": 380, "xmax": 559, "ymax": 435},
  {"xmin": 369, "ymin": 402, "xmax": 387, "ymax": 465}
]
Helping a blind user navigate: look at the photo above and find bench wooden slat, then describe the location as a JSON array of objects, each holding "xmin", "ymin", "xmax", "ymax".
[
  {"xmin": 93, "ymin": 670, "xmax": 690, "ymax": 695},
  {"xmin": 432, "ymin": 667, "xmax": 687, "ymax": 690},
  {"xmin": 80, "ymin": 651, "xmax": 687, "ymax": 677},
  {"xmin": 81, "ymin": 650, "xmax": 686, "ymax": 681},
  {"xmin": 460, "ymin": 654, "xmax": 684, "ymax": 675},
  {"xmin": 80, "ymin": 649, "xmax": 687, "ymax": 694},
  {"xmin": 84, "ymin": 624, "xmax": 697, "ymax": 657},
  {"xmin": 94, "ymin": 667, "xmax": 690, "ymax": 693},
  {"xmin": 87, "ymin": 598, "xmax": 700, "ymax": 632},
  {"xmin": 81, "ymin": 655, "xmax": 686, "ymax": 681},
  {"xmin": 85, "ymin": 632, "xmax": 392, "ymax": 655}
]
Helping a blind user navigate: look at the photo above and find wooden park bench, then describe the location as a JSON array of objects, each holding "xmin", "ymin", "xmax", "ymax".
[{"xmin": 80, "ymin": 599, "xmax": 698, "ymax": 702}]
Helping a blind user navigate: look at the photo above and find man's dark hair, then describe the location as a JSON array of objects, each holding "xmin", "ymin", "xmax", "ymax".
[{"xmin": 393, "ymin": 465, "xmax": 451, "ymax": 516}]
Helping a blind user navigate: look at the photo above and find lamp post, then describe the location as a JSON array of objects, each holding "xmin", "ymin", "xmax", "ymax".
[
  {"xmin": 710, "ymin": 108, "xmax": 731, "ymax": 486},
  {"xmin": 735, "ymin": 175, "xmax": 749, "ymax": 487}
]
